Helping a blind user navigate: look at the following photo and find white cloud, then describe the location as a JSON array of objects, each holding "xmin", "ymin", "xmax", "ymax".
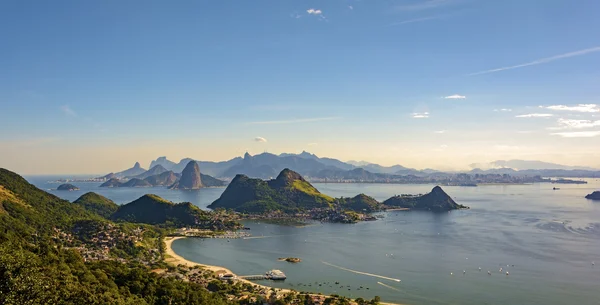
[
  {"xmin": 554, "ymin": 118, "xmax": 600, "ymax": 129},
  {"xmin": 388, "ymin": 16, "xmax": 441, "ymax": 26},
  {"xmin": 434, "ymin": 130, "xmax": 446, "ymax": 134},
  {"xmin": 444, "ymin": 94, "xmax": 466, "ymax": 99},
  {"xmin": 440, "ymin": 144, "xmax": 448, "ymax": 149},
  {"xmin": 494, "ymin": 108, "xmax": 512, "ymax": 112},
  {"xmin": 545, "ymin": 104, "xmax": 599, "ymax": 113},
  {"xmin": 307, "ymin": 8, "xmax": 322, "ymax": 15},
  {"xmin": 469, "ymin": 46, "xmax": 600, "ymax": 76},
  {"xmin": 247, "ymin": 117, "xmax": 339, "ymax": 125},
  {"xmin": 515, "ymin": 113, "xmax": 554, "ymax": 118},
  {"xmin": 395, "ymin": 0, "xmax": 451, "ymax": 11},
  {"xmin": 60, "ymin": 105, "xmax": 77, "ymax": 117},
  {"xmin": 550, "ymin": 131, "xmax": 600, "ymax": 138},
  {"xmin": 308, "ymin": 143, "xmax": 318, "ymax": 146},
  {"xmin": 254, "ymin": 137, "xmax": 267, "ymax": 143},
  {"xmin": 412, "ymin": 112, "xmax": 429, "ymax": 118},
  {"xmin": 348, "ymin": 5, "xmax": 353, "ymax": 10}
]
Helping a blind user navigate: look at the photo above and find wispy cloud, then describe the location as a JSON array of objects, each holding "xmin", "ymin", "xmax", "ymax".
[
  {"xmin": 469, "ymin": 46, "xmax": 600, "ymax": 76},
  {"xmin": 247, "ymin": 117, "xmax": 340, "ymax": 125},
  {"xmin": 308, "ymin": 142, "xmax": 318, "ymax": 146},
  {"xmin": 553, "ymin": 118, "xmax": 600, "ymax": 129},
  {"xmin": 395, "ymin": 0, "xmax": 451, "ymax": 11},
  {"xmin": 348, "ymin": 5, "xmax": 354, "ymax": 10},
  {"xmin": 434, "ymin": 130, "xmax": 446, "ymax": 134},
  {"xmin": 545, "ymin": 104, "xmax": 599, "ymax": 113},
  {"xmin": 388, "ymin": 16, "xmax": 441, "ymax": 26},
  {"xmin": 412, "ymin": 112, "xmax": 430, "ymax": 118},
  {"xmin": 494, "ymin": 108, "xmax": 512, "ymax": 112},
  {"xmin": 550, "ymin": 130, "xmax": 600, "ymax": 138},
  {"xmin": 444, "ymin": 94, "xmax": 466, "ymax": 99},
  {"xmin": 515, "ymin": 113, "xmax": 553, "ymax": 118},
  {"xmin": 307, "ymin": 8, "xmax": 322, "ymax": 15},
  {"xmin": 254, "ymin": 137, "xmax": 267, "ymax": 143},
  {"xmin": 60, "ymin": 105, "xmax": 77, "ymax": 117}
]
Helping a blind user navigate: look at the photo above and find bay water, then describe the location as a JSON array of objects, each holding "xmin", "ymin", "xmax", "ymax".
[{"xmin": 29, "ymin": 176, "xmax": 600, "ymax": 305}]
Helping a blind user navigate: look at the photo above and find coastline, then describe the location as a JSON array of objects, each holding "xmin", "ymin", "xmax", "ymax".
[{"xmin": 164, "ymin": 236, "xmax": 403, "ymax": 305}]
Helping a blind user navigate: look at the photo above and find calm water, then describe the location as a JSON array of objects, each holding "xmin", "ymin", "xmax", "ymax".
[{"xmin": 29, "ymin": 176, "xmax": 600, "ymax": 305}]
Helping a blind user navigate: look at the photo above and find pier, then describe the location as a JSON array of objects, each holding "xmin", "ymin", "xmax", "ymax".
[{"xmin": 239, "ymin": 275, "xmax": 268, "ymax": 280}]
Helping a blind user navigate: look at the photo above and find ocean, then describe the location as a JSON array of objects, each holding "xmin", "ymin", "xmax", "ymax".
[{"xmin": 28, "ymin": 176, "xmax": 600, "ymax": 305}]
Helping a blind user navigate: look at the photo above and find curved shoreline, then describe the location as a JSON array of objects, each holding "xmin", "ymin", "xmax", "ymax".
[{"xmin": 164, "ymin": 236, "xmax": 403, "ymax": 305}]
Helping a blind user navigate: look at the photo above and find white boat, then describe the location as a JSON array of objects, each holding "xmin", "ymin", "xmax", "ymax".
[
  {"xmin": 266, "ymin": 269, "xmax": 287, "ymax": 280},
  {"xmin": 219, "ymin": 273, "xmax": 237, "ymax": 281}
]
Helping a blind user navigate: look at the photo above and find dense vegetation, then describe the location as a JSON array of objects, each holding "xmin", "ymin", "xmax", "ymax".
[
  {"xmin": 0, "ymin": 168, "xmax": 236, "ymax": 305},
  {"xmin": 74, "ymin": 192, "xmax": 119, "ymax": 219},
  {"xmin": 209, "ymin": 169, "xmax": 335, "ymax": 213},
  {"xmin": 382, "ymin": 186, "xmax": 467, "ymax": 211},
  {"xmin": 338, "ymin": 194, "xmax": 382, "ymax": 212}
]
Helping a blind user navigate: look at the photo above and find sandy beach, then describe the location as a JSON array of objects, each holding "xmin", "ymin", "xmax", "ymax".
[
  {"xmin": 164, "ymin": 236, "xmax": 402, "ymax": 305},
  {"xmin": 164, "ymin": 236, "xmax": 292, "ymax": 294}
]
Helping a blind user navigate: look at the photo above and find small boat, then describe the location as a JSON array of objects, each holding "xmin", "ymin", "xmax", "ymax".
[{"xmin": 553, "ymin": 187, "xmax": 560, "ymax": 190}]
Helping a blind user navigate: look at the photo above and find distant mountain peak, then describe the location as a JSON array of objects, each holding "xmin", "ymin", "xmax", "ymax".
[
  {"xmin": 244, "ymin": 152, "xmax": 252, "ymax": 159},
  {"xmin": 169, "ymin": 160, "xmax": 202, "ymax": 189},
  {"xmin": 133, "ymin": 162, "xmax": 141, "ymax": 168}
]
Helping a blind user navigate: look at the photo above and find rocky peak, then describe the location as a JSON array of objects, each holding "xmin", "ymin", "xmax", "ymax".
[
  {"xmin": 272, "ymin": 168, "xmax": 305, "ymax": 187},
  {"xmin": 133, "ymin": 162, "xmax": 141, "ymax": 169},
  {"xmin": 170, "ymin": 161, "xmax": 202, "ymax": 189}
]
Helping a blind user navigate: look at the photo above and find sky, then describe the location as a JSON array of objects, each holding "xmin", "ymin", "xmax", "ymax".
[{"xmin": 1, "ymin": 0, "xmax": 600, "ymax": 174}]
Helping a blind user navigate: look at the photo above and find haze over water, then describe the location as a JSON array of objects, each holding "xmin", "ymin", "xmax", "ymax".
[{"xmin": 31, "ymin": 177, "xmax": 600, "ymax": 305}]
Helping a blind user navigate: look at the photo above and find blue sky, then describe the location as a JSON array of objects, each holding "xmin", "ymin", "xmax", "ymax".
[{"xmin": 1, "ymin": 0, "xmax": 600, "ymax": 174}]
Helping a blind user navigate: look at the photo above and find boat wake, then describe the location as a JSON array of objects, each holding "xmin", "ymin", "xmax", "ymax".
[
  {"xmin": 321, "ymin": 261, "xmax": 401, "ymax": 282},
  {"xmin": 377, "ymin": 281, "xmax": 401, "ymax": 292}
]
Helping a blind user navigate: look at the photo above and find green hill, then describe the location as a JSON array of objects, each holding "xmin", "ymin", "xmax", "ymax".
[
  {"xmin": 112, "ymin": 194, "xmax": 237, "ymax": 230},
  {"xmin": 200, "ymin": 173, "xmax": 226, "ymax": 187},
  {"xmin": 73, "ymin": 192, "xmax": 119, "ymax": 219},
  {"xmin": 208, "ymin": 168, "xmax": 335, "ymax": 213},
  {"xmin": 338, "ymin": 194, "xmax": 382, "ymax": 212},
  {"xmin": 382, "ymin": 186, "xmax": 467, "ymax": 211},
  {"xmin": 0, "ymin": 168, "xmax": 235, "ymax": 305}
]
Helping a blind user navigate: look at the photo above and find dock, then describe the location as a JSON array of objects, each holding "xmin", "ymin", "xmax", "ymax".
[{"xmin": 239, "ymin": 275, "xmax": 268, "ymax": 280}]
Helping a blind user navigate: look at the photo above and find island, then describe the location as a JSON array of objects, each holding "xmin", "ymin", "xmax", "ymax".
[
  {"xmin": 382, "ymin": 186, "xmax": 468, "ymax": 212},
  {"xmin": 278, "ymin": 257, "xmax": 302, "ymax": 263},
  {"xmin": 585, "ymin": 191, "xmax": 600, "ymax": 200},
  {"xmin": 57, "ymin": 183, "xmax": 79, "ymax": 191},
  {"xmin": 209, "ymin": 168, "xmax": 466, "ymax": 223}
]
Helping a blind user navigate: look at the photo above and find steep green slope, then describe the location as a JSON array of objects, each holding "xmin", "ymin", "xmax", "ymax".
[
  {"xmin": 209, "ymin": 168, "xmax": 335, "ymax": 213},
  {"xmin": 73, "ymin": 192, "xmax": 119, "ymax": 219},
  {"xmin": 0, "ymin": 168, "xmax": 236, "ymax": 305}
]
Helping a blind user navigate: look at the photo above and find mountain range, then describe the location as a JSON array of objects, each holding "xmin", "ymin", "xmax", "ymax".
[{"xmin": 103, "ymin": 153, "xmax": 600, "ymax": 182}]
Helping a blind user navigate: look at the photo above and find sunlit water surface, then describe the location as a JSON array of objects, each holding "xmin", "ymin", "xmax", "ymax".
[{"xmin": 30, "ymin": 176, "xmax": 600, "ymax": 305}]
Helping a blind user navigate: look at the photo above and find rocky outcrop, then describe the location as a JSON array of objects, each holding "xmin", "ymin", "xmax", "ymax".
[
  {"xmin": 169, "ymin": 161, "xmax": 203, "ymax": 190},
  {"xmin": 382, "ymin": 186, "xmax": 467, "ymax": 211},
  {"xmin": 585, "ymin": 191, "xmax": 600, "ymax": 200}
]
